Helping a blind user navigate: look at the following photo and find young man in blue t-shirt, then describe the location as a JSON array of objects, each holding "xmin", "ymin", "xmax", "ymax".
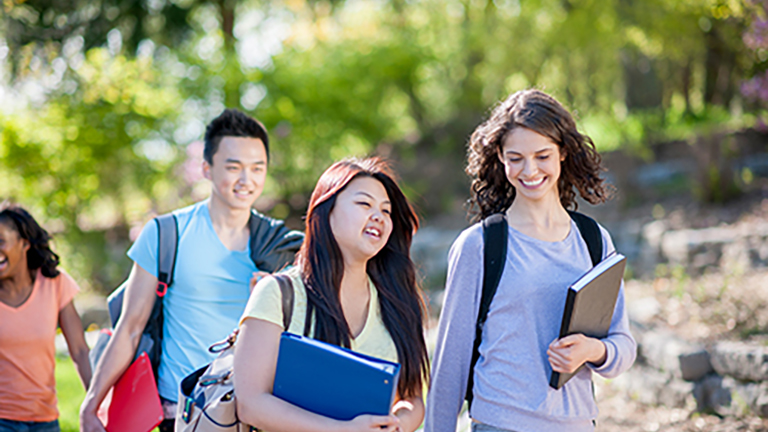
[{"xmin": 80, "ymin": 109, "xmax": 303, "ymax": 432}]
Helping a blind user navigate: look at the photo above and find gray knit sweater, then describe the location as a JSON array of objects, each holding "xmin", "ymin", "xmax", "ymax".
[{"xmin": 424, "ymin": 220, "xmax": 636, "ymax": 432}]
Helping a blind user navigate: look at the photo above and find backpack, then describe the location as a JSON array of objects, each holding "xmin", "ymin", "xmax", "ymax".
[
  {"xmin": 89, "ymin": 210, "xmax": 304, "ymax": 383},
  {"xmin": 464, "ymin": 210, "xmax": 603, "ymax": 408},
  {"xmin": 175, "ymin": 274, "xmax": 296, "ymax": 432}
]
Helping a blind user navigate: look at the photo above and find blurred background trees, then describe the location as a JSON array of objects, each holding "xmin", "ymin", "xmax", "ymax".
[{"xmin": 1, "ymin": 0, "xmax": 766, "ymax": 293}]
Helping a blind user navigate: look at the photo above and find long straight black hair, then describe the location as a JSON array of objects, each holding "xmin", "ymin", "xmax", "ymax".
[{"xmin": 296, "ymin": 157, "xmax": 429, "ymax": 398}]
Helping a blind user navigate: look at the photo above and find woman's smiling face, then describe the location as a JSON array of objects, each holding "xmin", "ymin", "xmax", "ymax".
[
  {"xmin": 0, "ymin": 220, "xmax": 29, "ymax": 280},
  {"xmin": 329, "ymin": 176, "xmax": 393, "ymax": 266},
  {"xmin": 498, "ymin": 127, "xmax": 564, "ymax": 204}
]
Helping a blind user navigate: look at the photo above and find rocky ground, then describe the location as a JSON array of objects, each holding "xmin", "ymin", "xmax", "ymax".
[
  {"xmin": 597, "ymin": 394, "xmax": 768, "ymax": 431},
  {"xmin": 595, "ymin": 265, "xmax": 768, "ymax": 431}
]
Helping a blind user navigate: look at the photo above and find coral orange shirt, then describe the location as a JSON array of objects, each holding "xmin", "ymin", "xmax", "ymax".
[{"xmin": 0, "ymin": 269, "xmax": 79, "ymax": 422}]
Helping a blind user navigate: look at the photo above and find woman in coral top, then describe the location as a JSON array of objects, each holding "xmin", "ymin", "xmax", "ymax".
[{"xmin": 0, "ymin": 203, "xmax": 91, "ymax": 432}]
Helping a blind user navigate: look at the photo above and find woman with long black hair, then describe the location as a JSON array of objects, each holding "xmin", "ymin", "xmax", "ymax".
[
  {"xmin": 234, "ymin": 157, "xmax": 429, "ymax": 432},
  {"xmin": 0, "ymin": 203, "xmax": 91, "ymax": 432}
]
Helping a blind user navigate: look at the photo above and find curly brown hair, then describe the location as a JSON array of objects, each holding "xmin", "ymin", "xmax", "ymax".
[{"xmin": 466, "ymin": 89, "xmax": 612, "ymax": 221}]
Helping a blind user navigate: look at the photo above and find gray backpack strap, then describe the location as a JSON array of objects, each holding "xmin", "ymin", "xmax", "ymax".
[{"xmin": 273, "ymin": 274, "xmax": 295, "ymax": 330}]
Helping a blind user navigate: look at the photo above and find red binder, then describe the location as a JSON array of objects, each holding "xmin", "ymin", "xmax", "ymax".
[{"xmin": 97, "ymin": 352, "xmax": 164, "ymax": 432}]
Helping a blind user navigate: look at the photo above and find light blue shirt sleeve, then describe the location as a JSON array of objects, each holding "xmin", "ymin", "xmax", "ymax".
[{"xmin": 127, "ymin": 219, "xmax": 159, "ymax": 277}]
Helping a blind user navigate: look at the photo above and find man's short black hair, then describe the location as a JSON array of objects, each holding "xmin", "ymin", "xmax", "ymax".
[{"xmin": 203, "ymin": 109, "xmax": 269, "ymax": 164}]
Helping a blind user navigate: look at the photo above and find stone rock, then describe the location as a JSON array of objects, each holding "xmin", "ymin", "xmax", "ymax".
[
  {"xmin": 693, "ymin": 374, "xmax": 738, "ymax": 416},
  {"xmin": 710, "ymin": 341, "xmax": 768, "ymax": 382},
  {"xmin": 637, "ymin": 328, "xmax": 706, "ymax": 379},
  {"xmin": 661, "ymin": 378, "xmax": 697, "ymax": 408},
  {"xmin": 694, "ymin": 374, "xmax": 768, "ymax": 418},
  {"xmin": 637, "ymin": 220, "xmax": 667, "ymax": 276},
  {"xmin": 658, "ymin": 223, "xmax": 768, "ymax": 275},
  {"xmin": 618, "ymin": 364, "xmax": 694, "ymax": 408},
  {"xmin": 679, "ymin": 349, "xmax": 715, "ymax": 382},
  {"xmin": 661, "ymin": 227, "xmax": 731, "ymax": 275},
  {"xmin": 733, "ymin": 379, "xmax": 768, "ymax": 418},
  {"xmin": 411, "ymin": 227, "xmax": 460, "ymax": 290},
  {"xmin": 627, "ymin": 296, "xmax": 661, "ymax": 325}
]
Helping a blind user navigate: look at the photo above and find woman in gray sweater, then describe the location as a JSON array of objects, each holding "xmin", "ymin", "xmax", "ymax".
[{"xmin": 424, "ymin": 89, "xmax": 636, "ymax": 432}]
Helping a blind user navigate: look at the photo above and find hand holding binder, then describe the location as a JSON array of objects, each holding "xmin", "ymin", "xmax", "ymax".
[
  {"xmin": 97, "ymin": 352, "xmax": 164, "ymax": 432},
  {"xmin": 549, "ymin": 252, "xmax": 627, "ymax": 389}
]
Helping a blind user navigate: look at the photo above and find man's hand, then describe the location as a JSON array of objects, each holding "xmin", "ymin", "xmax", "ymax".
[
  {"xmin": 547, "ymin": 334, "xmax": 606, "ymax": 374},
  {"xmin": 79, "ymin": 406, "xmax": 107, "ymax": 432}
]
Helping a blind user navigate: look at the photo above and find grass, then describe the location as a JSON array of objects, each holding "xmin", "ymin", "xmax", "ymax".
[
  {"xmin": 55, "ymin": 355, "xmax": 85, "ymax": 432},
  {"xmin": 55, "ymin": 356, "xmax": 161, "ymax": 432}
]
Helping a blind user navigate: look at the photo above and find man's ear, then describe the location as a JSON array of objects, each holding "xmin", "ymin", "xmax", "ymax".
[{"xmin": 202, "ymin": 160, "xmax": 212, "ymax": 181}]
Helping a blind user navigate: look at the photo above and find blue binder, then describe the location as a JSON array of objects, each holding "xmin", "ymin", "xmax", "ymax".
[{"xmin": 272, "ymin": 332, "xmax": 401, "ymax": 421}]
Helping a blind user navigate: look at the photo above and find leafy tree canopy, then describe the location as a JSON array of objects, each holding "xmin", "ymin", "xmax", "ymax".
[{"xmin": 0, "ymin": 0, "xmax": 763, "ymax": 292}]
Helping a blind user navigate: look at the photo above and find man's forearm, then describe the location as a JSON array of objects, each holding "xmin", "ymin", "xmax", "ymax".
[{"xmin": 80, "ymin": 326, "xmax": 140, "ymax": 412}]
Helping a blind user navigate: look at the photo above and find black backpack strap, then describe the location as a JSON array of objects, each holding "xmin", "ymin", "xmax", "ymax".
[
  {"xmin": 466, "ymin": 213, "xmax": 507, "ymax": 407},
  {"xmin": 567, "ymin": 211, "xmax": 603, "ymax": 267},
  {"xmin": 154, "ymin": 213, "xmax": 179, "ymax": 295},
  {"xmin": 140, "ymin": 213, "xmax": 179, "ymax": 382},
  {"xmin": 273, "ymin": 274, "xmax": 295, "ymax": 330}
]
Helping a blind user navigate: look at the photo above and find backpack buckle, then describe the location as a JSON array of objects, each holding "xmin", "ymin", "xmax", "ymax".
[
  {"xmin": 182, "ymin": 397, "xmax": 194, "ymax": 423},
  {"xmin": 156, "ymin": 281, "xmax": 168, "ymax": 297},
  {"xmin": 199, "ymin": 370, "xmax": 232, "ymax": 386}
]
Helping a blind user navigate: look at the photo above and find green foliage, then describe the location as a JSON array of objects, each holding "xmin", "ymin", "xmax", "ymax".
[
  {"xmin": 1, "ymin": 0, "xmax": 762, "ymax": 291},
  {"xmin": 3, "ymin": 0, "xmax": 205, "ymax": 78},
  {"xmin": 0, "ymin": 48, "xmax": 185, "ymax": 291}
]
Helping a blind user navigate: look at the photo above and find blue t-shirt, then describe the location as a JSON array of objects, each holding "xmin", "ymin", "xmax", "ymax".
[{"xmin": 128, "ymin": 200, "xmax": 257, "ymax": 401}]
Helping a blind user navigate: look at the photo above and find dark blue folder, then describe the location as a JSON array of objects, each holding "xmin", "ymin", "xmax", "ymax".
[{"xmin": 272, "ymin": 332, "xmax": 401, "ymax": 421}]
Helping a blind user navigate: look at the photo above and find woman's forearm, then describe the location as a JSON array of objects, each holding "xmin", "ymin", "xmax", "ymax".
[
  {"xmin": 71, "ymin": 345, "xmax": 93, "ymax": 389},
  {"xmin": 237, "ymin": 391, "xmax": 400, "ymax": 432},
  {"xmin": 237, "ymin": 392, "xmax": 346, "ymax": 432}
]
